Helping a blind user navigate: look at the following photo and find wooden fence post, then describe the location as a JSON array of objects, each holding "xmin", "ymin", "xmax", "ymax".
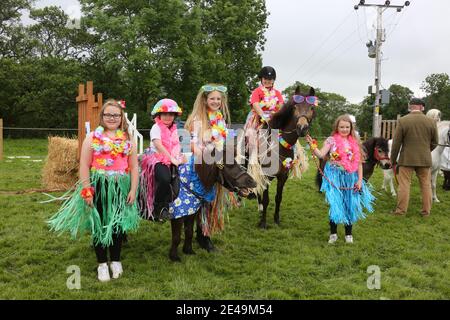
[
  {"xmin": 0, "ymin": 118, "xmax": 3, "ymax": 161},
  {"xmin": 76, "ymin": 81, "xmax": 102, "ymax": 159}
]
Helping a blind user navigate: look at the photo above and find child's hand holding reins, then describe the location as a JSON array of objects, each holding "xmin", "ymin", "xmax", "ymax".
[{"xmin": 354, "ymin": 180, "xmax": 362, "ymax": 192}]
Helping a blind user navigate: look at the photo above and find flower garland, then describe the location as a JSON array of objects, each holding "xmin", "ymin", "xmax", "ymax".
[
  {"xmin": 278, "ymin": 132, "xmax": 293, "ymax": 150},
  {"xmin": 330, "ymin": 133, "xmax": 360, "ymax": 173},
  {"xmin": 91, "ymin": 126, "xmax": 132, "ymax": 165},
  {"xmin": 259, "ymin": 86, "xmax": 280, "ymax": 112},
  {"xmin": 208, "ymin": 110, "xmax": 228, "ymax": 147}
]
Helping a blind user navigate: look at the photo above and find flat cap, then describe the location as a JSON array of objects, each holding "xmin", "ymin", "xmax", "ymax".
[{"xmin": 409, "ymin": 97, "xmax": 425, "ymax": 106}]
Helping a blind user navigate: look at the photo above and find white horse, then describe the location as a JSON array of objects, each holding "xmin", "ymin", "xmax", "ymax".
[
  {"xmin": 431, "ymin": 121, "xmax": 450, "ymax": 202},
  {"xmin": 426, "ymin": 109, "xmax": 441, "ymax": 123}
]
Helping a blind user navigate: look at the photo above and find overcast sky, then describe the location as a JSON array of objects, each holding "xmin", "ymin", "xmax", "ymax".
[{"xmin": 34, "ymin": 0, "xmax": 450, "ymax": 103}]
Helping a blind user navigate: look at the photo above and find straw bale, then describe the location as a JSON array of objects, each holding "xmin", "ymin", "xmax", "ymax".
[{"xmin": 42, "ymin": 136, "xmax": 79, "ymax": 190}]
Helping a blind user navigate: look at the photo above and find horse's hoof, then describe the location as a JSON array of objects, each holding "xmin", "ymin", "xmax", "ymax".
[
  {"xmin": 183, "ymin": 246, "xmax": 196, "ymax": 255},
  {"xmin": 169, "ymin": 253, "xmax": 181, "ymax": 262},
  {"xmin": 274, "ymin": 219, "xmax": 280, "ymax": 225},
  {"xmin": 258, "ymin": 221, "xmax": 267, "ymax": 229}
]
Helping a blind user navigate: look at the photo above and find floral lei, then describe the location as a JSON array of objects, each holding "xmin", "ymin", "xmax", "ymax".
[
  {"xmin": 259, "ymin": 86, "xmax": 281, "ymax": 113},
  {"xmin": 330, "ymin": 133, "xmax": 360, "ymax": 173},
  {"xmin": 92, "ymin": 126, "xmax": 132, "ymax": 167},
  {"xmin": 208, "ymin": 110, "xmax": 228, "ymax": 147}
]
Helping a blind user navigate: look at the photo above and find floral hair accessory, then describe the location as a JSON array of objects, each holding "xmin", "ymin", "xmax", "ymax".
[
  {"xmin": 81, "ymin": 187, "xmax": 95, "ymax": 199},
  {"xmin": 151, "ymin": 98, "xmax": 182, "ymax": 116},
  {"xmin": 119, "ymin": 100, "xmax": 126, "ymax": 109}
]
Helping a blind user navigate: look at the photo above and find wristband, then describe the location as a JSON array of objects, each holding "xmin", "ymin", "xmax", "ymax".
[
  {"xmin": 81, "ymin": 187, "xmax": 95, "ymax": 199},
  {"xmin": 309, "ymin": 139, "xmax": 318, "ymax": 151}
]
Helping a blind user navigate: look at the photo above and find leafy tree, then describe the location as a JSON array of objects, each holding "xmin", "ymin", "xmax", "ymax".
[
  {"xmin": 421, "ymin": 73, "xmax": 450, "ymax": 119},
  {"xmin": 0, "ymin": 0, "xmax": 33, "ymax": 58},
  {"xmin": 380, "ymin": 84, "xmax": 413, "ymax": 119},
  {"xmin": 79, "ymin": 0, "xmax": 268, "ymax": 127}
]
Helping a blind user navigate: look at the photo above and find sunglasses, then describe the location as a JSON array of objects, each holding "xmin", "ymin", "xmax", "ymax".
[
  {"xmin": 293, "ymin": 95, "xmax": 318, "ymax": 105},
  {"xmin": 201, "ymin": 85, "xmax": 227, "ymax": 93}
]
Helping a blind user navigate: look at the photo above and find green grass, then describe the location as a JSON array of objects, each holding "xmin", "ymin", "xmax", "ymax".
[{"xmin": 1, "ymin": 138, "xmax": 449, "ymax": 299}]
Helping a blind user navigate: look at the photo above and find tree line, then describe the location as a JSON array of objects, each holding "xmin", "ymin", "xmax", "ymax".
[{"xmin": 1, "ymin": 0, "xmax": 448, "ymax": 137}]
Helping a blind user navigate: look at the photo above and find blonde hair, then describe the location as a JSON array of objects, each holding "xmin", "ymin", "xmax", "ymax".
[
  {"xmin": 185, "ymin": 84, "xmax": 231, "ymax": 142},
  {"xmin": 332, "ymin": 114, "xmax": 362, "ymax": 143},
  {"xmin": 99, "ymin": 99, "xmax": 129, "ymax": 134},
  {"xmin": 331, "ymin": 114, "xmax": 364, "ymax": 161}
]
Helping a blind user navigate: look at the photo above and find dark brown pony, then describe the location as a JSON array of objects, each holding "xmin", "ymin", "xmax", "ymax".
[
  {"xmin": 255, "ymin": 86, "xmax": 317, "ymax": 229},
  {"xmin": 169, "ymin": 141, "xmax": 256, "ymax": 261}
]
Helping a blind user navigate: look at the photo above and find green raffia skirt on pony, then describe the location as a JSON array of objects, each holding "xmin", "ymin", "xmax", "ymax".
[{"xmin": 48, "ymin": 171, "xmax": 140, "ymax": 246}]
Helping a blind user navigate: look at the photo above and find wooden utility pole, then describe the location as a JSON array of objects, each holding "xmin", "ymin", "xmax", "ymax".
[{"xmin": 354, "ymin": 1, "xmax": 410, "ymax": 137}]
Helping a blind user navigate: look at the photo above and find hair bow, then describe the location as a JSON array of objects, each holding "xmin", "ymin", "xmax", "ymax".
[{"xmin": 119, "ymin": 100, "xmax": 126, "ymax": 109}]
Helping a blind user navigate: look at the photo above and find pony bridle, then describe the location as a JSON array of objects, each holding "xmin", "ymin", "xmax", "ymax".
[{"xmin": 374, "ymin": 147, "xmax": 390, "ymax": 162}]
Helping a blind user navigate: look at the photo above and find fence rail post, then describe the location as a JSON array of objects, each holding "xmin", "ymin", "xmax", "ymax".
[{"xmin": 0, "ymin": 118, "xmax": 3, "ymax": 161}]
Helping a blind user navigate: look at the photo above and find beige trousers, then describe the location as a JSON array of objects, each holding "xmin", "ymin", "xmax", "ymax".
[{"xmin": 396, "ymin": 166, "xmax": 432, "ymax": 214}]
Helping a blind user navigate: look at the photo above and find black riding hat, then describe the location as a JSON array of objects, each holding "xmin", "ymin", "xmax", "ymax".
[{"xmin": 258, "ymin": 66, "xmax": 276, "ymax": 80}]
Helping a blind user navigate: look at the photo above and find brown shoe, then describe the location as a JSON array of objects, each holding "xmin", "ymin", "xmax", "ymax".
[
  {"xmin": 421, "ymin": 211, "xmax": 430, "ymax": 218},
  {"xmin": 390, "ymin": 210, "xmax": 405, "ymax": 216}
]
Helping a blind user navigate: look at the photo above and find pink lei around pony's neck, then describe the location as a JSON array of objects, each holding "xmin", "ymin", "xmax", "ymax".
[{"xmin": 332, "ymin": 133, "xmax": 361, "ymax": 173}]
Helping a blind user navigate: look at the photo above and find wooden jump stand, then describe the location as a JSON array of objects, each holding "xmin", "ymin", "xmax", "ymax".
[{"xmin": 76, "ymin": 81, "xmax": 102, "ymax": 159}]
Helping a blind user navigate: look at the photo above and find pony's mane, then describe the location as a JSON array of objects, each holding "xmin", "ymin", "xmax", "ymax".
[
  {"xmin": 195, "ymin": 162, "xmax": 218, "ymax": 191},
  {"xmin": 270, "ymin": 100, "xmax": 294, "ymax": 129}
]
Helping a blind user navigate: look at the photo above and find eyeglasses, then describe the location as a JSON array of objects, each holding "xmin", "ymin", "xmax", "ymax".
[
  {"xmin": 201, "ymin": 85, "xmax": 227, "ymax": 93},
  {"xmin": 293, "ymin": 95, "xmax": 318, "ymax": 105},
  {"xmin": 103, "ymin": 113, "xmax": 122, "ymax": 120}
]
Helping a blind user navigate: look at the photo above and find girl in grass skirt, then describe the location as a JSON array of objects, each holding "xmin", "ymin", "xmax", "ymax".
[
  {"xmin": 306, "ymin": 114, "xmax": 375, "ymax": 244},
  {"xmin": 48, "ymin": 99, "xmax": 140, "ymax": 282}
]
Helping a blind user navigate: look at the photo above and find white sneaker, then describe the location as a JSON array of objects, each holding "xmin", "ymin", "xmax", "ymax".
[
  {"xmin": 110, "ymin": 261, "xmax": 123, "ymax": 279},
  {"xmin": 97, "ymin": 263, "xmax": 110, "ymax": 282},
  {"xmin": 328, "ymin": 234, "xmax": 338, "ymax": 244},
  {"xmin": 345, "ymin": 235, "xmax": 354, "ymax": 244}
]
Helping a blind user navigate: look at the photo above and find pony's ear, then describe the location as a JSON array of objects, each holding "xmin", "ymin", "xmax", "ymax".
[
  {"xmin": 309, "ymin": 87, "xmax": 315, "ymax": 96},
  {"xmin": 295, "ymin": 86, "xmax": 301, "ymax": 95}
]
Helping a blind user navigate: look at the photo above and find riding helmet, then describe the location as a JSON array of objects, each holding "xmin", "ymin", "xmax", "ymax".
[{"xmin": 258, "ymin": 66, "xmax": 276, "ymax": 80}]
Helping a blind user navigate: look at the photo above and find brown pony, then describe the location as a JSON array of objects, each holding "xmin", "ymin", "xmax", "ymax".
[
  {"xmin": 169, "ymin": 141, "xmax": 256, "ymax": 261},
  {"xmin": 252, "ymin": 86, "xmax": 317, "ymax": 229}
]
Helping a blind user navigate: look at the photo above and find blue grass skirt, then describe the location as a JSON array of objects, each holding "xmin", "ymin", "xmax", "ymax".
[
  {"xmin": 169, "ymin": 156, "xmax": 216, "ymax": 219},
  {"xmin": 320, "ymin": 163, "xmax": 375, "ymax": 225}
]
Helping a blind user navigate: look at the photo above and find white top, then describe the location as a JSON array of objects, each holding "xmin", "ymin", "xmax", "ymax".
[{"xmin": 149, "ymin": 124, "xmax": 161, "ymax": 153}]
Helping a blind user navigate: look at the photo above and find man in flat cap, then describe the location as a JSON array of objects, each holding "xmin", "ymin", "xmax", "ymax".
[{"xmin": 390, "ymin": 98, "xmax": 438, "ymax": 217}]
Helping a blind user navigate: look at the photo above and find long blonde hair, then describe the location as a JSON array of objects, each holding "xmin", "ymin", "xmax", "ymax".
[
  {"xmin": 99, "ymin": 99, "xmax": 129, "ymax": 134},
  {"xmin": 185, "ymin": 84, "xmax": 231, "ymax": 142},
  {"xmin": 331, "ymin": 114, "xmax": 361, "ymax": 142},
  {"xmin": 332, "ymin": 114, "xmax": 364, "ymax": 155}
]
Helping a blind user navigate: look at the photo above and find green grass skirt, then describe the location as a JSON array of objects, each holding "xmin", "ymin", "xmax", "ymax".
[{"xmin": 47, "ymin": 171, "xmax": 140, "ymax": 246}]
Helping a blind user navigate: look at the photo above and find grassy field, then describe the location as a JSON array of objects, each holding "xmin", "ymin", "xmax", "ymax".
[{"xmin": 0, "ymin": 138, "xmax": 449, "ymax": 300}]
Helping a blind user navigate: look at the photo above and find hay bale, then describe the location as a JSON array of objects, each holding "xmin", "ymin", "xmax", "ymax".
[{"xmin": 42, "ymin": 136, "xmax": 79, "ymax": 190}]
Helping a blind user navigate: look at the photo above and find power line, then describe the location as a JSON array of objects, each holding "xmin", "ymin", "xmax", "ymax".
[
  {"xmin": 301, "ymin": 16, "xmax": 370, "ymax": 80},
  {"xmin": 282, "ymin": 9, "xmax": 354, "ymax": 88}
]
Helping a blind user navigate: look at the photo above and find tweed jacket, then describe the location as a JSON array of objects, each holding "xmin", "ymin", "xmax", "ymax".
[{"xmin": 391, "ymin": 111, "xmax": 438, "ymax": 167}]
